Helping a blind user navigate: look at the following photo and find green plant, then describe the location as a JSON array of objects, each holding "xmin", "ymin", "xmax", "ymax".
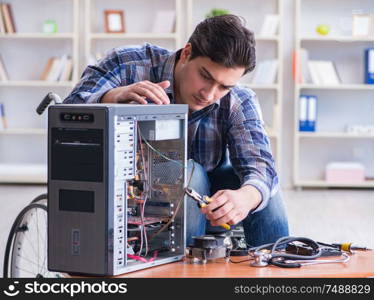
[
  {"xmin": 205, "ymin": 8, "xmax": 230, "ymax": 18},
  {"xmin": 42, "ymin": 19, "xmax": 58, "ymax": 34}
]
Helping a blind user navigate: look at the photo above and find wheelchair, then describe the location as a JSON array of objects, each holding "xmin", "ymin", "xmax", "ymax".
[
  {"xmin": 3, "ymin": 93, "xmax": 64, "ymax": 278},
  {"xmin": 2, "ymin": 194, "xmax": 64, "ymax": 278}
]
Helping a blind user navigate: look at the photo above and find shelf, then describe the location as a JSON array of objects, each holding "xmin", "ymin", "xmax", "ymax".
[
  {"xmin": 256, "ymin": 35, "xmax": 280, "ymax": 42},
  {"xmin": 295, "ymin": 180, "xmax": 374, "ymax": 188},
  {"xmin": 0, "ymin": 81, "xmax": 75, "ymax": 87},
  {"xmin": 300, "ymin": 36, "xmax": 374, "ymax": 42},
  {"xmin": 0, "ymin": 164, "xmax": 47, "ymax": 184},
  {"xmin": 298, "ymin": 84, "xmax": 374, "ymax": 90},
  {"xmin": 298, "ymin": 132, "xmax": 374, "ymax": 139},
  {"xmin": 0, "ymin": 174, "xmax": 46, "ymax": 184},
  {"xmin": 0, "ymin": 129, "xmax": 46, "ymax": 135},
  {"xmin": 89, "ymin": 33, "xmax": 177, "ymax": 40},
  {"xmin": 0, "ymin": 33, "xmax": 75, "ymax": 39},
  {"xmin": 242, "ymin": 83, "xmax": 279, "ymax": 90}
]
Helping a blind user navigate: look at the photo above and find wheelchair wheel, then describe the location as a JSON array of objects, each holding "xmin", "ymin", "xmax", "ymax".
[
  {"xmin": 3, "ymin": 202, "xmax": 61, "ymax": 278},
  {"xmin": 30, "ymin": 193, "xmax": 48, "ymax": 205}
]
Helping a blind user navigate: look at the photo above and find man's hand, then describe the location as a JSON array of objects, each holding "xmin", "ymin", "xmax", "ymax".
[
  {"xmin": 101, "ymin": 80, "xmax": 170, "ymax": 104},
  {"xmin": 200, "ymin": 185, "xmax": 262, "ymax": 227}
]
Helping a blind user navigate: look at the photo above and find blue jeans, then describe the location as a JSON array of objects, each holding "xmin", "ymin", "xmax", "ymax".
[{"xmin": 186, "ymin": 160, "xmax": 289, "ymax": 247}]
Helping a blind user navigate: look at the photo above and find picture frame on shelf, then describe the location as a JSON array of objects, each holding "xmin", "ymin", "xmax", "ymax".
[
  {"xmin": 104, "ymin": 10, "xmax": 125, "ymax": 33},
  {"xmin": 352, "ymin": 13, "xmax": 373, "ymax": 37}
]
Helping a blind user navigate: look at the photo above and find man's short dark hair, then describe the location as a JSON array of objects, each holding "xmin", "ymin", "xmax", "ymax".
[{"xmin": 188, "ymin": 14, "xmax": 256, "ymax": 74}]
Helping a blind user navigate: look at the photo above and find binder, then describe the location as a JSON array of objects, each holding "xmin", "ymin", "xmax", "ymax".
[
  {"xmin": 365, "ymin": 48, "xmax": 374, "ymax": 84},
  {"xmin": 0, "ymin": 103, "xmax": 7, "ymax": 130},
  {"xmin": 299, "ymin": 95, "xmax": 317, "ymax": 132},
  {"xmin": 299, "ymin": 96, "xmax": 308, "ymax": 131},
  {"xmin": 307, "ymin": 95, "xmax": 317, "ymax": 132}
]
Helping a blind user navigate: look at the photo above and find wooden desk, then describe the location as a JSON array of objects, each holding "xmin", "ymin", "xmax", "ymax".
[{"xmin": 120, "ymin": 251, "xmax": 374, "ymax": 278}]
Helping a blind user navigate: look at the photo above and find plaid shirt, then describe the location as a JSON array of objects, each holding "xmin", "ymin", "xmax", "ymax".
[{"xmin": 64, "ymin": 43, "xmax": 279, "ymax": 211}]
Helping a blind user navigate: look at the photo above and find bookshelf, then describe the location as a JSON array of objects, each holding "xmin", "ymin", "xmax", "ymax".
[
  {"xmin": 84, "ymin": 0, "xmax": 182, "ymax": 64},
  {"xmin": 1, "ymin": 0, "xmax": 285, "ymax": 184},
  {"xmin": 294, "ymin": 0, "xmax": 374, "ymax": 188},
  {"xmin": 186, "ymin": 0, "xmax": 284, "ymax": 173},
  {"xmin": 0, "ymin": 0, "xmax": 80, "ymax": 183}
]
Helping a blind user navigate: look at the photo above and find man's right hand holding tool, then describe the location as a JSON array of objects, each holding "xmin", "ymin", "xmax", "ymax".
[
  {"xmin": 200, "ymin": 185, "xmax": 262, "ymax": 228},
  {"xmin": 185, "ymin": 188, "xmax": 230, "ymax": 230}
]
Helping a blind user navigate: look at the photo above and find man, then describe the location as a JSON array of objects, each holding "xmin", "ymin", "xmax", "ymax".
[{"xmin": 64, "ymin": 14, "xmax": 289, "ymax": 247}]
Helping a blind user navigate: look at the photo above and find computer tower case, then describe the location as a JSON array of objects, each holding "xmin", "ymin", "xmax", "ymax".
[{"xmin": 48, "ymin": 104, "xmax": 188, "ymax": 276}]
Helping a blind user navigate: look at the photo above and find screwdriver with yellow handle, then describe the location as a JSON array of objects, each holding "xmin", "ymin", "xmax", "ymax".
[{"xmin": 185, "ymin": 187, "xmax": 231, "ymax": 230}]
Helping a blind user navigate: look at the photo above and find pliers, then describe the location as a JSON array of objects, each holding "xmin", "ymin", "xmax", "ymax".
[{"xmin": 185, "ymin": 187, "xmax": 231, "ymax": 230}]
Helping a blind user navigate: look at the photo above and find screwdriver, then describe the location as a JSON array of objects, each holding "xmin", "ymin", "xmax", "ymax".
[
  {"xmin": 185, "ymin": 187, "xmax": 231, "ymax": 230},
  {"xmin": 331, "ymin": 243, "xmax": 370, "ymax": 252}
]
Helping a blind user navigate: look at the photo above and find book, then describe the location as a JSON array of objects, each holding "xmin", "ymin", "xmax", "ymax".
[
  {"xmin": 364, "ymin": 48, "xmax": 374, "ymax": 84},
  {"xmin": 56, "ymin": 54, "xmax": 68, "ymax": 81},
  {"xmin": 42, "ymin": 55, "xmax": 73, "ymax": 81},
  {"xmin": 1, "ymin": 4, "xmax": 11, "ymax": 33},
  {"xmin": 307, "ymin": 61, "xmax": 321, "ymax": 85},
  {"xmin": 267, "ymin": 60, "xmax": 278, "ymax": 84},
  {"xmin": 7, "ymin": 3, "xmax": 16, "ymax": 33},
  {"xmin": 260, "ymin": 14, "xmax": 279, "ymax": 36},
  {"xmin": 251, "ymin": 60, "xmax": 278, "ymax": 84},
  {"xmin": 299, "ymin": 48, "xmax": 311, "ymax": 84},
  {"xmin": 293, "ymin": 48, "xmax": 311, "ymax": 84},
  {"xmin": 252, "ymin": 60, "xmax": 267, "ymax": 84},
  {"xmin": 151, "ymin": 10, "xmax": 176, "ymax": 33},
  {"xmin": 0, "ymin": 54, "xmax": 9, "ymax": 81},
  {"xmin": 60, "ymin": 57, "xmax": 73, "ymax": 81},
  {"xmin": 0, "ymin": 103, "xmax": 7, "ymax": 130},
  {"xmin": 317, "ymin": 61, "xmax": 340, "ymax": 85},
  {"xmin": 0, "ymin": 5, "xmax": 6, "ymax": 34},
  {"xmin": 40, "ymin": 57, "xmax": 55, "ymax": 80},
  {"xmin": 45, "ymin": 57, "xmax": 61, "ymax": 81},
  {"xmin": 1, "ymin": 3, "xmax": 16, "ymax": 33},
  {"xmin": 292, "ymin": 50, "xmax": 301, "ymax": 83},
  {"xmin": 308, "ymin": 60, "xmax": 340, "ymax": 85}
]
